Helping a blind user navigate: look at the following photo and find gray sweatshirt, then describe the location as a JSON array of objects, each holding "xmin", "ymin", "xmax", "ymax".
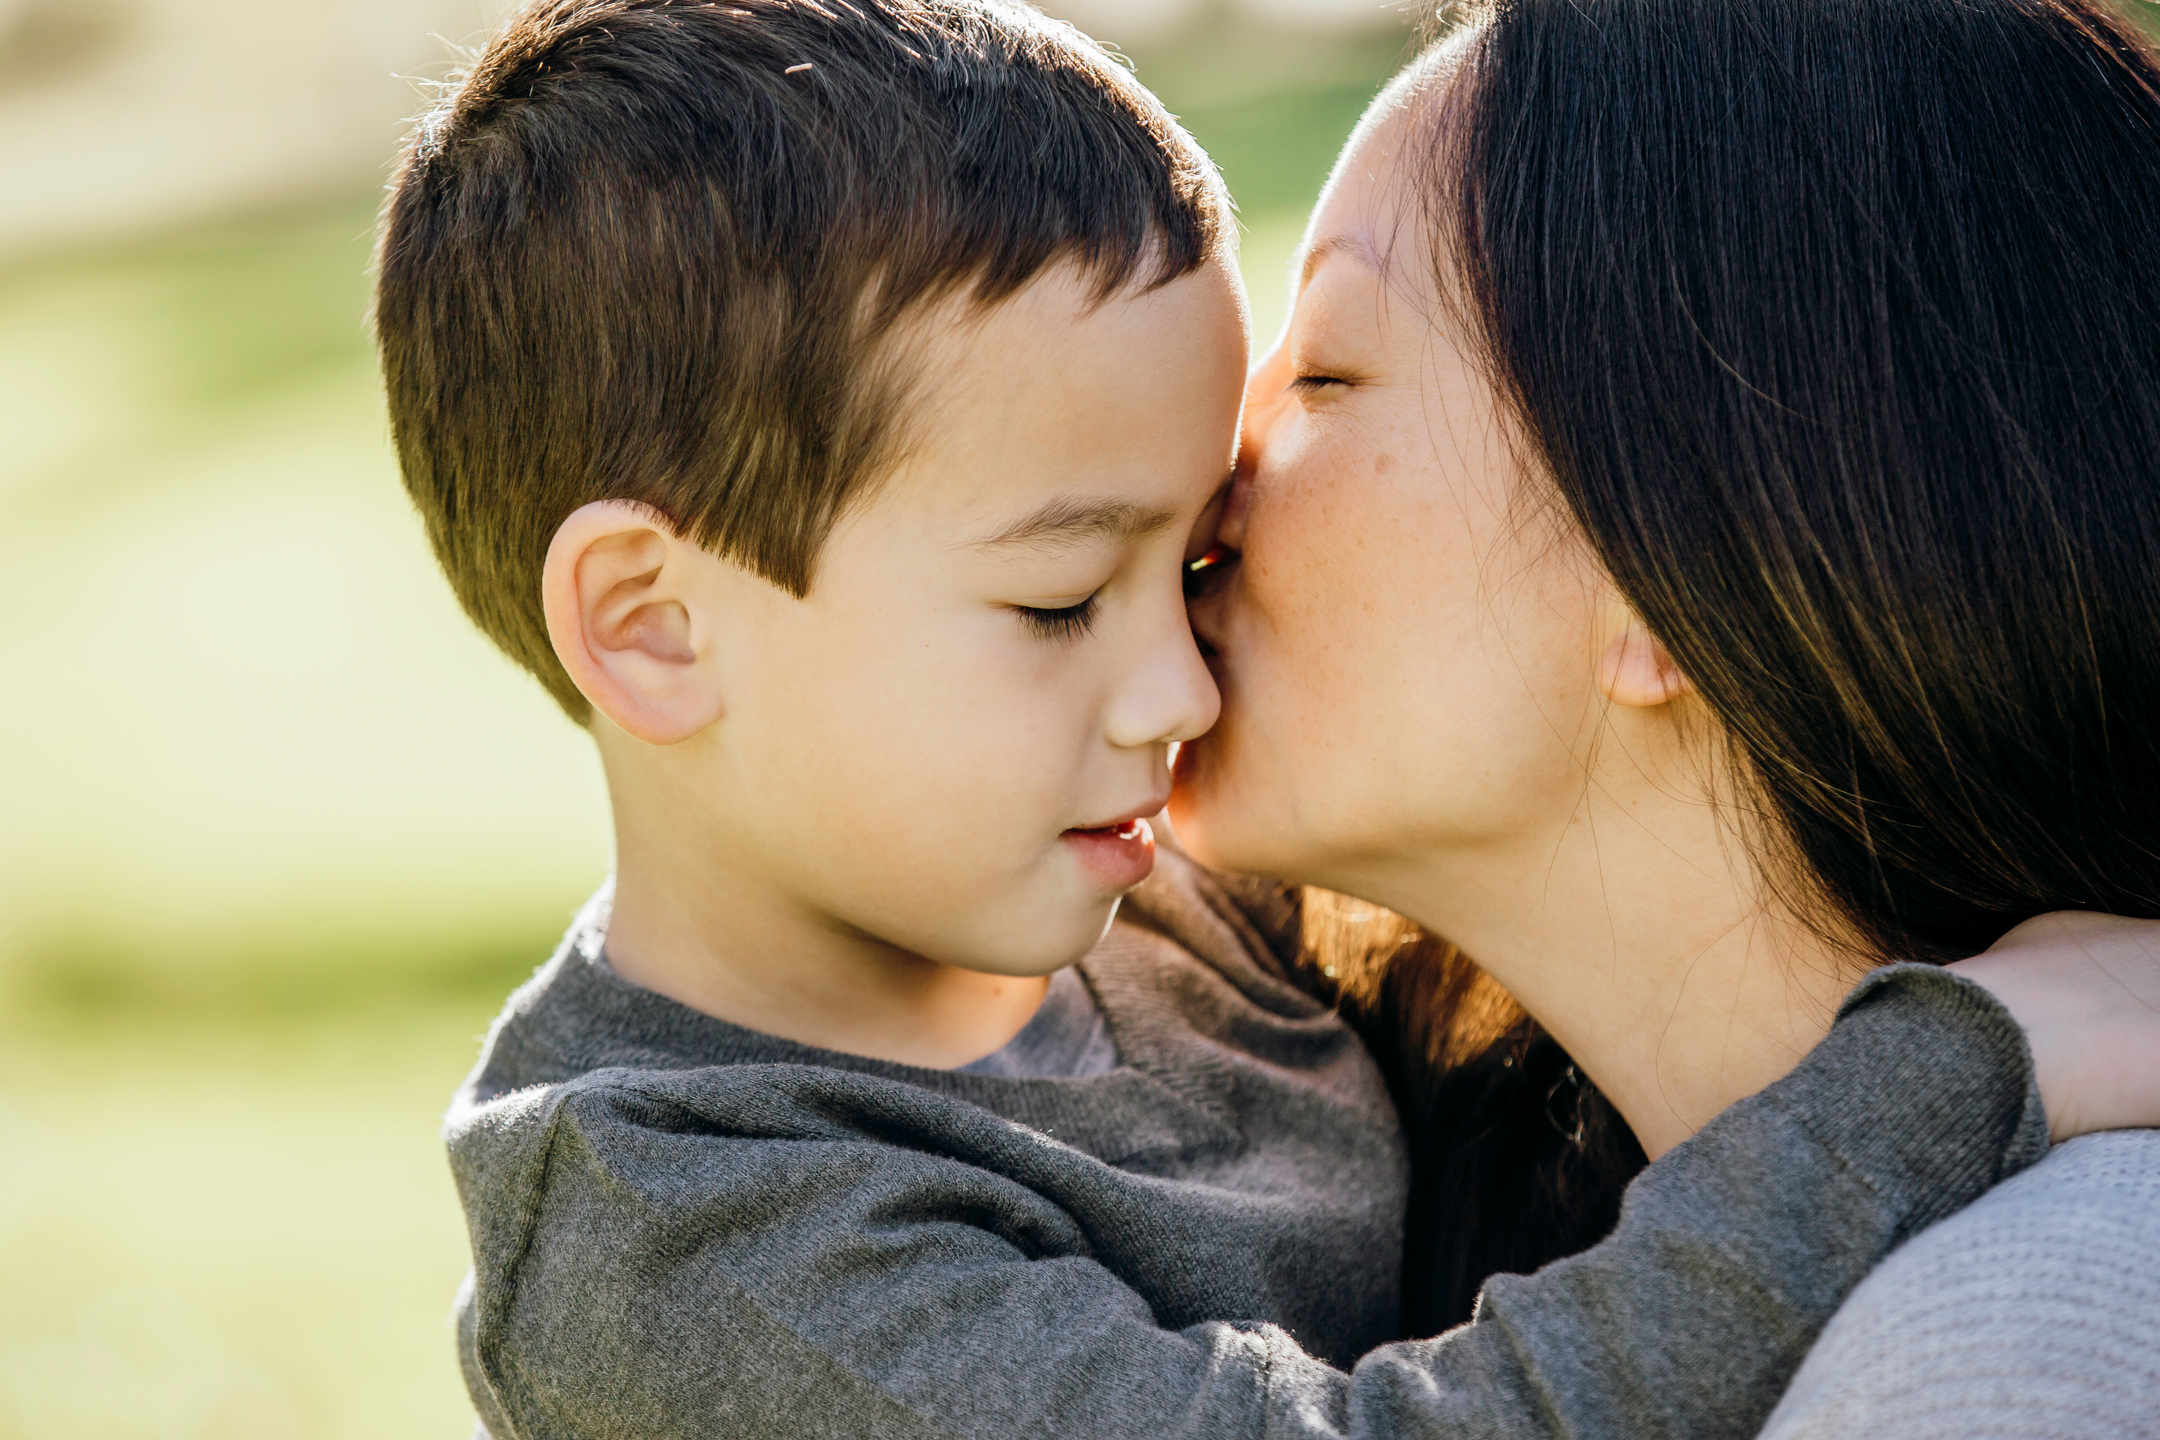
[{"xmin": 445, "ymin": 852, "xmax": 2047, "ymax": 1439}]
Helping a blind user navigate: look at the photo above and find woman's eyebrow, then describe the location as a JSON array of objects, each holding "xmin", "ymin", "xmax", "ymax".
[
  {"xmin": 1298, "ymin": 232, "xmax": 1379, "ymax": 291},
  {"xmin": 967, "ymin": 497, "xmax": 1177, "ymax": 553}
]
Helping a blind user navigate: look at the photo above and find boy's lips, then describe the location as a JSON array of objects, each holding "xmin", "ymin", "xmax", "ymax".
[
  {"xmin": 1069, "ymin": 796, "xmax": 1170, "ymax": 834},
  {"xmin": 1061, "ymin": 807, "xmax": 1163, "ymax": 891}
]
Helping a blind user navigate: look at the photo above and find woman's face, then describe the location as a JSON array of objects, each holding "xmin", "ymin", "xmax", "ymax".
[
  {"xmin": 1171, "ymin": 68, "xmax": 1888, "ymax": 1156},
  {"xmin": 1170, "ymin": 93, "xmax": 1617, "ymax": 899}
]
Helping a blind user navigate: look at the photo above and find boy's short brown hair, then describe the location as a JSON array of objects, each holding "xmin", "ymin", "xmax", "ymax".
[{"xmin": 375, "ymin": 0, "xmax": 1230, "ymax": 721}]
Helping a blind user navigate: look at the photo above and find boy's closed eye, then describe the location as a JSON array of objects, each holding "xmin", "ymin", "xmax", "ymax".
[
  {"xmin": 973, "ymin": 490, "xmax": 1200, "ymax": 646},
  {"xmin": 1013, "ymin": 595, "xmax": 1101, "ymax": 642}
]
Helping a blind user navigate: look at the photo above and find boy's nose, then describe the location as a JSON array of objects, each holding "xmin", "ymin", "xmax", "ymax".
[{"xmin": 1106, "ymin": 611, "xmax": 1222, "ymax": 751}]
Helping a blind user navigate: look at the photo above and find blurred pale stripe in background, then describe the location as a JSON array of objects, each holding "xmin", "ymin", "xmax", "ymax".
[
  {"xmin": 0, "ymin": 2, "xmax": 1409, "ymax": 1436},
  {"xmin": 0, "ymin": 0, "xmax": 1397, "ymax": 256}
]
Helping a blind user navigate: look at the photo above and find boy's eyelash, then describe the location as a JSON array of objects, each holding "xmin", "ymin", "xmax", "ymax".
[{"xmin": 1015, "ymin": 595, "xmax": 1100, "ymax": 643}]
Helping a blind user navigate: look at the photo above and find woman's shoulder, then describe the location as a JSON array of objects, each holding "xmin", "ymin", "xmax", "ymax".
[
  {"xmin": 2020, "ymin": 1126, "xmax": 2160, "ymax": 1190},
  {"xmin": 1760, "ymin": 1130, "xmax": 2160, "ymax": 1440}
]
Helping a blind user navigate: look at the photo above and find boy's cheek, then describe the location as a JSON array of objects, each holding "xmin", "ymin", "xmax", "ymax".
[
  {"xmin": 738, "ymin": 670, "xmax": 1117, "ymax": 975},
  {"xmin": 797, "ymin": 782, "xmax": 1110, "ymax": 976},
  {"xmin": 745, "ymin": 601, "xmax": 1103, "ymax": 875},
  {"xmin": 764, "ymin": 683, "xmax": 1073, "ymax": 857}
]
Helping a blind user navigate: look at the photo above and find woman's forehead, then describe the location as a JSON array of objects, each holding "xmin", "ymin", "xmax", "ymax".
[
  {"xmin": 1311, "ymin": 29, "xmax": 1483, "ymax": 266},
  {"xmin": 1298, "ymin": 115, "xmax": 1420, "ymax": 286}
]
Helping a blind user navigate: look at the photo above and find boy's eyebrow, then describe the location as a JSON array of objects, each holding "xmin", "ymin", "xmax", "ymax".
[{"xmin": 969, "ymin": 497, "xmax": 1178, "ymax": 552}]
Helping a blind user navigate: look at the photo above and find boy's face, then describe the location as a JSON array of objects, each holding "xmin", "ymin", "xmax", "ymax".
[{"xmin": 677, "ymin": 257, "xmax": 1248, "ymax": 977}]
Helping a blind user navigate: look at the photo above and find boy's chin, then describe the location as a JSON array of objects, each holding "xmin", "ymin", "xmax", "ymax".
[{"xmin": 941, "ymin": 891, "xmax": 1124, "ymax": 980}]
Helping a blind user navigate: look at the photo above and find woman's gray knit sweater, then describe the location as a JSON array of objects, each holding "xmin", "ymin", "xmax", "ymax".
[{"xmin": 445, "ymin": 852, "xmax": 2049, "ymax": 1440}]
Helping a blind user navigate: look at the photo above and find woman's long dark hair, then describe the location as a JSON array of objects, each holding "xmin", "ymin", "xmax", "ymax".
[{"xmin": 1366, "ymin": 0, "xmax": 2160, "ymax": 1335}]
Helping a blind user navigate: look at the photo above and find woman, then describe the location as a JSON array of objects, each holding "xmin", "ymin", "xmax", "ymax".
[{"xmin": 1173, "ymin": 0, "xmax": 2160, "ymax": 1429}]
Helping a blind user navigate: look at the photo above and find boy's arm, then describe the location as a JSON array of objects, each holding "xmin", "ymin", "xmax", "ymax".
[
  {"xmin": 1354, "ymin": 963, "xmax": 2047, "ymax": 1437},
  {"xmin": 457, "ymin": 964, "xmax": 2044, "ymax": 1440}
]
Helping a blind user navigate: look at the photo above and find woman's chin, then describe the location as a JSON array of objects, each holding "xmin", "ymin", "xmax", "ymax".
[
  {"xmin": 1167, "ymin": 742, "xmax": 1222, "ymax": 862},
  {"xmin": 1168, "ymin": 739, "xmax": 1268, "ymax": 875}
]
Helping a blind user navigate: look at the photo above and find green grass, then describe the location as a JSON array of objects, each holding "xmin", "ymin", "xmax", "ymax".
[
  {"xmin": 0, "ymin": 26, "xmax": 1402, "ymax": 1436},
  {"xmin": 0, "ymin": 1011, "xmax": 496, "ymax": 1440},
  {"xmin": 0, "ymin": 191, "xmax": 617, "ymax": 1436}
]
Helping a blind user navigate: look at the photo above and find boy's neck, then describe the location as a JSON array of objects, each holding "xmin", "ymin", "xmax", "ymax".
[{"xmin": 602, "ymin": 829, "xmax": 1051, "ymax": 1071}]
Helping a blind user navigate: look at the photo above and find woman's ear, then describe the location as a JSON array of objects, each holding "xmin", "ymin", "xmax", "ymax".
[
  {"xmin": 1597, "ymin": 621, "xmax": 1694, "ymax": 709},
  {"xmin": 543, "ymin": 500, "xmax": 727, "ymax": 744}
]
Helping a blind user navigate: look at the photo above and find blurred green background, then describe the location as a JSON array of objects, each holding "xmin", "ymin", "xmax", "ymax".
[{"xmin": 0, "ymin": 1, "xmax": 1411, "ymax": 1434}]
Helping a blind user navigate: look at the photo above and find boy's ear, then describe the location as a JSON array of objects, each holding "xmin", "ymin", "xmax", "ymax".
[{"xmin": 543, "ymin": 500, "xmax": 727, "ymax": 744}]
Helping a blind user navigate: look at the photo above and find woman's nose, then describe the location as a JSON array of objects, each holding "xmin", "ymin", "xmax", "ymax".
[
  {"xmin": 1224, "ymin": 342, "xmax": 1294, "ymax": 553},
  {"xmin": 1241, "ymin": 339, "xmax": 1295, "ymax": 447}
]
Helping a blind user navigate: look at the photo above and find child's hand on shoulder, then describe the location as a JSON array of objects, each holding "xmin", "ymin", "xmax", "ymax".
[{"xmin": 1950, "ymin": 912, "xmax": 2160, "ymax": 1141}]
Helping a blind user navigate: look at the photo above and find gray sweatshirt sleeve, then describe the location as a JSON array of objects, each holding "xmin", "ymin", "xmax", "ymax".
[{"xmin": 459, "ymin": 964, "xmax": 2046, "ymax": 1440}]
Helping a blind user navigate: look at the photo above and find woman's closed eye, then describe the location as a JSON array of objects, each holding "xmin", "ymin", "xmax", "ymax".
[
  {"xmin": 1290, "ymin": 370, "xmax": 1352, "ymax": 396},
  {"xmin": 1014, "ymin": 594, "xmax": 1100, "ymax": 642}
]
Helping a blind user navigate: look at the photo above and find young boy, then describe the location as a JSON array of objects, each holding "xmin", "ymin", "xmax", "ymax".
[{"xmin": 375, "ymin": 2, "xmax": 2078, "ymax": 1436}]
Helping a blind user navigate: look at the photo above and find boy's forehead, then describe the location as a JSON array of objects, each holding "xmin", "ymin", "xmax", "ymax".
[{"xmin": 889, "ymin": 256, "xmax": 1246, "ymax": 528}]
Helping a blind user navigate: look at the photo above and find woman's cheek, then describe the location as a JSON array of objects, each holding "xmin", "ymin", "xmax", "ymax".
[
  {"xmin": 1231, "ymin": 446, "xmax": 1380, "ymax": 778},
  {"xmin": 1256, "ymin": 436, "xmax": 1392, "ymax": 671}
]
